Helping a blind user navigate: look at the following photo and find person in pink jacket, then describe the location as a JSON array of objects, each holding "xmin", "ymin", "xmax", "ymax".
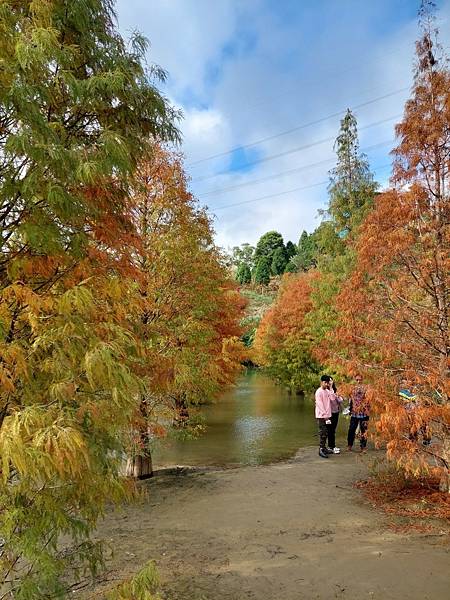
[{"xmin": 315, "ymin": 375, "xmax": 332, "ymax": 458}]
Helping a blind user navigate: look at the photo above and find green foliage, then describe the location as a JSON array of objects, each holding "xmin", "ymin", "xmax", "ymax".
[
  {"xmin": 240, "ymin": 315, "xmax": 260, "ymax": 347},
  {"xmin": 106, "ymin": 561, "xmax": 160, "ymax": 600},
  {"xmin": 236, "ymin": 263, "xmax": 251, "ymax": 284},
  {"xmin": 239, "ymin": 288, "xmax": 275, "ymax": 348},
  {"xmin": 326, "ymin": 109, "xmax": 377, "ymax": 234},
  {"xmin": 0, "ymin": 1, "xmax": 182, "ymax": 597},
  {"xmin": 231, "ymin": 243, "xmax": 255, "ymax": 270},
  {"xmin": 254, "ymin": 231, "xmax": 284, "ymax": 263},
  {"xmin": 306, "ymin": 252, "xmax": 354, "ymax": 365},
  {"xmin": 264, "ymin": 337, "xmax": 322, "ymax": 393},
  {"xmin": 311, "ymin": 221, "xmax": 345, "ymax": 258},
  {"xmin": 284, "ymin": 261, "xmax": 297, "ymax": 273},
  {"xmin": 271, "ymin": 246, "xmax": 288, "ymax": 275},
  {"xmin": 0, "ymin": 0, "xmax": 180, "ymax": 266},
  {"xmin": 254, "ymin": 256, "xmax": 271, "ymax": 285},
  {"xmin": 240, "ymin": 288, "xmax": 276, "ymax": 309},
  {"xmin": 293, "ymin": 230, "xmax": 317, "ymax": 271},
  {"xmin": 285, "ymin": 240, "xmax": 297, "ymax": 259}
]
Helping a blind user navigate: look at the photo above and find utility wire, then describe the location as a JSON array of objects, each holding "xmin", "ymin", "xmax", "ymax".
[
  {"xmin": 240, "ymin": 44, "xmax": 412, "ymax": 113},
  {"xmin": 193, "ymin": 114, "xmax": 401, "ymax": 184},
  {"xmin": 211, "ymin": 163, "xmax": 392, "ymax": 211},
  {"xmin": 188, "ymin": 87, "xmax": 408, "ymax": 167},
  {"xmin": 198, "ymin": 139, "xmax": 394, "ymax": 198},
  {"xmin": 185, "ymin": 45, "xmax": 413, "ymax": 165}
]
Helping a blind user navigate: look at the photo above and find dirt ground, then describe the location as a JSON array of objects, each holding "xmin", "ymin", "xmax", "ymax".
[{"xmin": 79, "ymin": 449, "xmax": 449, "ymax": 600}]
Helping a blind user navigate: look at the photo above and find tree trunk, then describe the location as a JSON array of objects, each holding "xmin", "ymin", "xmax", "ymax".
[
  {"xmin": 439, "ymin": 436, "xmax": 450, "ymax": 493},
  {"xmin": 125, "ymin": 451, "xmax": 153, "ymax": 479},
  {"xmin": 173, "ymin": 394, "xmax": 189, "ymax": 427},
  {"xmin": 123, "ymin": 425, "xmax": 154, "ymax": 479}
]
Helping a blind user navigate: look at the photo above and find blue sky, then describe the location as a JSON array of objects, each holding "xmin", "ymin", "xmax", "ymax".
[{"xmin": 115, "ymin": 0, "xmax": 450, "ymax": 250}]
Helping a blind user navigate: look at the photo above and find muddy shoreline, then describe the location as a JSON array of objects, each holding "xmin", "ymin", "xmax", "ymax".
[{"xmin": 79, "ymin": 448, "xmax": 449, "ymax": 599}]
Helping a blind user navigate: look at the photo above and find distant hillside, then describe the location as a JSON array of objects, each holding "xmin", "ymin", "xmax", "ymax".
[{"xmin": 239, "ymin": 279, "xmax": 280, "ymax": 347}]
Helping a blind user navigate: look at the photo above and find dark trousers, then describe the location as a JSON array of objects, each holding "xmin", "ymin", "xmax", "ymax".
[
  {"xmin": 317, "ymin": 418, "xmax": 328, "ymax": 450},
  {"xmin": 347, "ymin": 416, "xmax": 369, "ymax": 448},
  {"xmin": 326, "ymin": 412, "xmax": 339, "ymax": 449}
]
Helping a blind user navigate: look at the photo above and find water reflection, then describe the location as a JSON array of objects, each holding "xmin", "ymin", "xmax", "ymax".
[
  {"xmin": 234, "ymin": 415, "xmax": 272, "ymax": 465},
  {"xmin": 153, "ymin": 370, "xmax": 347, "ymax": 468}
]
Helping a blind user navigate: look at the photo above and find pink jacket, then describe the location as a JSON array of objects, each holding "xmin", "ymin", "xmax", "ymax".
[{"xmin": 315, "ymin": 387, "xmax": 331, "ymax": 419}]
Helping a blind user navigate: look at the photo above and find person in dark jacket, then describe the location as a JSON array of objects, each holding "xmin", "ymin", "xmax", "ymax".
[
  {"xmin": 347, "ymin": 374, "xmax": 370, "ymax": 452},
  {"xmin": 327, "ymin": 377, "xmax": 343, "ymax": 454}
]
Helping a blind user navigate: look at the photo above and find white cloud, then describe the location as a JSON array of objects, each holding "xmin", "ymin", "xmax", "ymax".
[
  {"xmin": 180, "ymin": 107, "xmax": 232, "ymax": 165},
  {"xmin": 115, "ymin": 0, "xmax": 450, "ymax": 249}
]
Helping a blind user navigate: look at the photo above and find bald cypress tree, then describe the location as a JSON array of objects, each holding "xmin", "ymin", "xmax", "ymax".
[{"xmin": 0, "ymin": 1, "xmax": 179, "ymax": 596}]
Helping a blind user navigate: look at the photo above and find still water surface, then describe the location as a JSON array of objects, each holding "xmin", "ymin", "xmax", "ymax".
[{"xmin": 153, "ymin": 370, "xmax": 347, "ymax": 468}]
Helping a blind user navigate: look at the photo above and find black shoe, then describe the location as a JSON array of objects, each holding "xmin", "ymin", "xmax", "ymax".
[
  {"xmin": 325, "ymin": 448, "xmax": 334, "ymax": 454},
  {"xmin": 319, "ymin": 448, "xmax": 329, "ymax": 458}
]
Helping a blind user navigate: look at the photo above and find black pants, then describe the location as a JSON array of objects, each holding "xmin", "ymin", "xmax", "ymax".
[
  {"xmin": 347, "ymin": 416, "xmax": 369, "ymax": 448},
  {"xmin": 326, "ymin": 412, "xmax": 339, "ymax": 449},
  {"xmin": 317, "ymin": 418, "xmax": 328, "ymax": 450}
]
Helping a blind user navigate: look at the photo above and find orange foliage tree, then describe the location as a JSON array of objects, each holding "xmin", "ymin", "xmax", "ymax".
[
  {"xmin": 0, "ymin": 141, "xmax": 247, "ymax": 592},
  {"xmin": 254, "ymin": 271, "xmax": 321, "ymax": 392},
  {"xmin": 125, "ymin": 146, "xmax": 247, "ymax": 473},
  {"xmin": 0, "ymin": 7, "xmax": 245, "ymax": 588},
  {"xmin": 0, "ymin": 1, "xmax": 183, "ymax": 592},
  {"xmin": 331, "ymin": 22, "xmax": 450, "ymax": 490}
]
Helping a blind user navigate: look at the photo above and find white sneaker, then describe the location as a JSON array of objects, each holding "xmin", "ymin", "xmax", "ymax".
[{"xmin": 333, "ymin": 447, "xmax": 340, "ymax": 454}]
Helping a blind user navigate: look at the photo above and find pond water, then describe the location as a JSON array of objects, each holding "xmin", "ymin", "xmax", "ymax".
[{"xmin": 153, "ymin": 370, "xmax": 348, "ymax": 468}]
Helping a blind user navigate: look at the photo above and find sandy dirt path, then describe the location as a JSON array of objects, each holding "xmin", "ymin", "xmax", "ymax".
[{"xmin": 81, "ymin": 449, "xmax": 449, "ymax": 599}]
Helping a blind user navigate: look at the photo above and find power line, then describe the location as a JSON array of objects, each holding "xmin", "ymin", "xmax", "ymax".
[
  {"xmin": 211, "ymin": 163, "xmax": 392, "ymax": 211},
  {"xmin": 213, "ymin": 181, "xmax": 329, "ymax": 211},
  {"xmin": 184, "ymin": 44, "xmax": 413, "ymax": 156},
  {"xmin": 193, "ymin": 114, "xmax": 401, "ymax": 183},
  {"xmin": 197, "ymin": 139, "xmax": 394, "ymax": 198},
  {"xmin": 188, "ymin": 87, "xmax": 408, "ymax": 167},
  {"xmin": 239, "ymin": 44, "xmax": 412, "ymax": 114}
]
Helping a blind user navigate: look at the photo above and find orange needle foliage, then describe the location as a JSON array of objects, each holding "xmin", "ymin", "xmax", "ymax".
[
  {"xmin": 254, "ymin": 271, "xmax": 321, "ymax": 392},
  {"xmin": 131, "ymin": 146, "xmax": 247, "ymax": 405},
  {"xmin": 0, "ymin": 2, "xmax": 246, "ymax": 594},
  {"xmin": 330, "ymin": 27, "xmax": 450, "ymax": 490},
  {"xmin": 0, "ymin": 145, "xmax": 247, "ymax": 593}
]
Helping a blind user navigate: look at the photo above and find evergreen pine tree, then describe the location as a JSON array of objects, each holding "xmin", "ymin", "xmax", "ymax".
[
  {"xmin": 271, "ymin": 246, "xmax": 288, "ymax": 275},
  {"xmin": 327, "ymin": 109, "xmax": 377, "ymax": 235},
  {"xmin": 254, "ymin": 231, "xmax": 284, "ymax": 263},
  {"xmin": 285, "ymin": 240, "xmax": 297, "ymax": 259},
  {"xmin": 294, "ymin": 231, "xmax": 317, "ymax": 270},
  {"xmin": 236, "ymin": 263, "xmax": 251, "ymax": 284},
  {"xmin": 306, "ymin": 110, "xmax": 377, "ymax": 350},
  {"xmin": 254, "ymin": 256, "xmax": 271, "ymax": 285}
]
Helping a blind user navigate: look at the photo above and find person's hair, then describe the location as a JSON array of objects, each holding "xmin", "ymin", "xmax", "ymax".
[
  {"xmin": 332, "ymin": 381, "xmax": 337, "ymax": 393},
  {"xmin": 320, "ymin": 375, "xmax": 331, "ymax": 382}
]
